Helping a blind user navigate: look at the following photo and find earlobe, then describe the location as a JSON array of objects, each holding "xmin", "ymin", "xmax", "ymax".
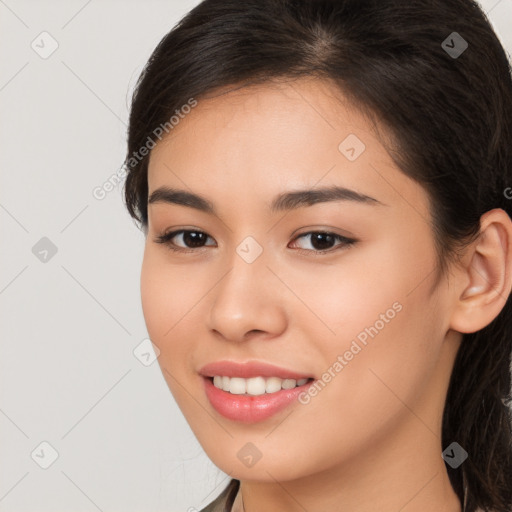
[{"xmin": 450, "ymin": 208, "xmax": 512, "ymax": 334}]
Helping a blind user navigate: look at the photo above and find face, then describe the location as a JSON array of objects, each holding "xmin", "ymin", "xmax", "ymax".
[{"xmin": 142, "ymin": 78, "xmax": 459, "ymax": 483}]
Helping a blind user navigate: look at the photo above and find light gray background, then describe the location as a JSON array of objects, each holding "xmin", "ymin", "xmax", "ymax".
[{"xmin": 1, "ymin": 1, "xmax": 511, "ymax": 511}]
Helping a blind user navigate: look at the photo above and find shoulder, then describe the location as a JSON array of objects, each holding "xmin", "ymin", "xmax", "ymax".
[{"xmin": 198, "ymin": 479, "xmax": 240, "ymax": 512}]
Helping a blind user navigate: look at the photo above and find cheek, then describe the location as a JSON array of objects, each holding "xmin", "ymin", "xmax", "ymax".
[
  {"xmin": 140, "ymin": 247, "xmax": 211, "ymax": 381},
  {"xmin": 140, "ymin": 250, "xmax": 194, "ymax": 404},
  {"xmin": 140, "ymin": 250, "xmax": 192, "ymax": 387},
  {"xmin": 140, "ymin": 249, "xmax": 167, "ymax": 340},
  {"xmin": 332, "ymin": 249, "xmax": 442, "ymax": 410},
  {"xmin": 306, "ymin": 232, "xmax": 443, "ymax": 399},
  {"xmin": 140, "ymin": 247, "xmax": 198, "ymax": 339},
  {"xmin": 279, "ymin": 242, "xmax": 416, "ymax": 344}
]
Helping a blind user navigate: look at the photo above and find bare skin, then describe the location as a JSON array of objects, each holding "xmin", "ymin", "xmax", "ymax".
[{"xmin": 141, "ymin": 77, "xmax": 512, "ymax": 512}]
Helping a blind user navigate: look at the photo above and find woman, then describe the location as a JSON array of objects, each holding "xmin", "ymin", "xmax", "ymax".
[{"xmin": 123, "ymin": 0, "xmax": 512, "ymax": 510}]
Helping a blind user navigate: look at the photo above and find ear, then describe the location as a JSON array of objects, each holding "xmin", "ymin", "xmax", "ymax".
[{"xmin": 449, "ymin": 208, "xmax": 512, "ymax": 334}]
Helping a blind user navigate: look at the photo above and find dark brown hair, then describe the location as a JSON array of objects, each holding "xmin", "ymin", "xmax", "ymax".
[{"xmin": 123, "ymin": 1, "xmax": 512, "ymax": 510}]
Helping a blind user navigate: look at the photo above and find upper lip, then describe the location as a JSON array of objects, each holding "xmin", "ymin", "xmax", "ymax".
[{"xmin": 199, "ymin": 360, "xmax": 314, "ymax": 380}]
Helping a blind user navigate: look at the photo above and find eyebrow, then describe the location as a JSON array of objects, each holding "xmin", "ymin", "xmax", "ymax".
[{"xmin": 147, "ymin": 185, "xmax": 385, "ymax": 215}]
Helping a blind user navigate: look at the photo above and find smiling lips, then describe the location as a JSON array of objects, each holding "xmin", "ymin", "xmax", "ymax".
[{"xmin": 199, "ymin": 360, "xmax": 315, "ymax": 423}]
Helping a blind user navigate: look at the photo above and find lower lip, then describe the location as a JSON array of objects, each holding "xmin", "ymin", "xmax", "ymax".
[{"xmin": 202, "ymin": 376, "xmax": 314, "ymax": 423}]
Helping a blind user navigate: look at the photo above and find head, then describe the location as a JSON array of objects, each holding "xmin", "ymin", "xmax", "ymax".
[{"xmin": 123, "ymin": 1, "xmax": 512, "ymax": 511}]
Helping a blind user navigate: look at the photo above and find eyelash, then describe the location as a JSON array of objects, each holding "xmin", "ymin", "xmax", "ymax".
[{"xmin": 154, "ymin": 229, "xmax": 357, "ymax": 256}]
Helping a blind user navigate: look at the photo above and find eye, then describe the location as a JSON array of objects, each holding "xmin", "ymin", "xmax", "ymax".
[
  {"xmin": 154, "ymin": 229, "xmax": 215, "ymax": 252},
  {"xmin": 154, "ymin": 229, "xmax": 356, "ymax": 255},
  {"xmin": 289, "ymin": 231, "xmax": 356, "ymax": 255}
]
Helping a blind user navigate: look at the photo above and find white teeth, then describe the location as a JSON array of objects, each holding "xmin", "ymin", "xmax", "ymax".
[
  {"xmin": 229, "ymin": 377, "xmax": 247, "ymax": 395},
  {"xmin": 265, "ymin": 376, "xmax": 282, "ymax": 394},
  {"xmin": 212, "ymin": 375, "xmax": 311, "ymax": 395},
  {"xmin": 282, "ymin": 378, "xmax": 297, "ymax": 390},
  {"xmin": 247, "ymin": 376, "xmax": 266, "ymax": 395}
]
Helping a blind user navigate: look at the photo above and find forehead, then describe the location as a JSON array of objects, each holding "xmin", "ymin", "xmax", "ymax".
[
  {"xmin": 149, "ymin": 78, "xmax": 377, "ymax": 163},
  {"xmin": 146, "ymin": 78, "xmax": 430, "ymax": 221}
]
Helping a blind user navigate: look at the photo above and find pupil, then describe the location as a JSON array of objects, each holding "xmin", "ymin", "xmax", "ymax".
[
  {"xmin": 184, "ymin": 231, "xmax": 206, "ymax": 247},
  {"xmin": 311, "ymin": 233, "xmax": 334, "ymax": 250}
]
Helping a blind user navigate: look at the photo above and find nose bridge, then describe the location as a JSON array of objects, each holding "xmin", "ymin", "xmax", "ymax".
[
  {"xmin": 207, "ymin": 236, "xmax": 286, "ymax": 341},
  {"xmin": 223, "ymin": 233, "xmax": 269, "ymax": 294}
]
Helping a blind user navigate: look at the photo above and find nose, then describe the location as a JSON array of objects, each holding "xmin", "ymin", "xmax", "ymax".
[{"xmin": 207, "ymin": 249, "xmax": 288, "ymax": 343}]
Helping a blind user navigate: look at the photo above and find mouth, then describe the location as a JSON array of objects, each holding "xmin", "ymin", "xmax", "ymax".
[
  {"xmin": 198, "ymin": 360, "xmax": 316, "ymax": 422},
  {"xmin": 202, "ymin": 375, "xmax": 316, "ymax": 423}
]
